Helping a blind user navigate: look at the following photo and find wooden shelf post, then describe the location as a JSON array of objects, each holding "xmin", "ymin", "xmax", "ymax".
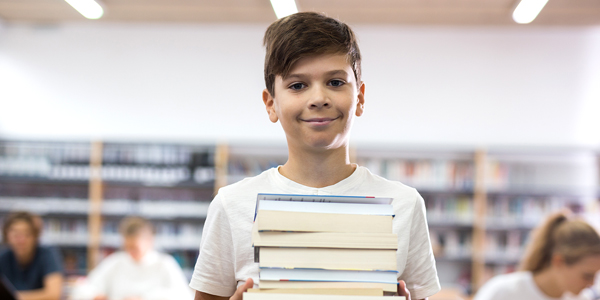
[
  {"xmin": 214, "ymin": 143, "xmax": 229, "ymax": 193},
  {"xmin": 471, "ymin": 149, "xmax": 488, "ymax": 293},
  {"xmin": 87, "ymin": 141, "xmax": 103, "ymax": 272}
]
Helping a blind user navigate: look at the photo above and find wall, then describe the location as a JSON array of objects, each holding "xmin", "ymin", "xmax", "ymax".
[{"xmin": 1, "ymin": 22, "xmax": 599, "ymax": 147}]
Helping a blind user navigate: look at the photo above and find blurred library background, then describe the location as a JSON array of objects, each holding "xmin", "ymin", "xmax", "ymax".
[{"xmin": 1, "ymin": 0, "xmax": 600, "ymax": 299}]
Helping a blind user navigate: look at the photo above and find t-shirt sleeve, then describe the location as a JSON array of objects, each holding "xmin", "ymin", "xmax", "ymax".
[
  {"xmin": 40, "ymin": 247, "xmax": 63, "ymax": 276},
  {"xmin": 400, "ymin": 191, "xmax": 441, "ymax": 299},
  {"xmin": 189, "ymin": 193, "xmax": 237, "ymax": 297}
]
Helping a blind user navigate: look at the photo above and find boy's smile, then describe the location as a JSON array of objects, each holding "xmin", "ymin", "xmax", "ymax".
[{"xmin": 263, "ymin": 53, "xmax": 365, "ymax": 151}]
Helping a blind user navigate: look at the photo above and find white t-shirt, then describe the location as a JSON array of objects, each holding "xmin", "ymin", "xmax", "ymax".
[
  {"xmin": 474, "ymin": 271, "xmax": 593, "ymax": 300},
  {"xmin": 189, "ymin": 166, "xmax": 441, "ymax": 299},
  {"xmin": 71, "ymin": 251, "xmax": 193, "ymax": 300}
]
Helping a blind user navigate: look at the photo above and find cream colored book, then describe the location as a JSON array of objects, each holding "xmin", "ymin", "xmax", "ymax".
[
  {"xmin": 258, "ymin": 281, "xmax": 398, "ymax": 293},
  {"xmin": 252, "ymin": 222, "xmax": 398, "ymax": 249},
  {"xmin": 243, "ymin": 292, "xmax": 405, "ymax": 300},
  {"xmin": 258, "ymin": 247, "xmax": 397, "ymax": 271},
  {"xmin": 256, "ymin": 210, "xmax": 393, "ymax": 233},
  {"xmin": 246, "ymin": 288, "xmax": 383, "ymax": 296}
]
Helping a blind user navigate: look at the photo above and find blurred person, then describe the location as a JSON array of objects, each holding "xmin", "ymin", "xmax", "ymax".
[
  {"xmin": 474, "ymin": 211, "xmax": 600, "ymax": 300},
  {"xmin": 0, "ymin": 211, "xmax": 64, "ymax": 300},
  {"xmin": 71, "ymin": 216, "xmax": 193, "ymax": 300}
]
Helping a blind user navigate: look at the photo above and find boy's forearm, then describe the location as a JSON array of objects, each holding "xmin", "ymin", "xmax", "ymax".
[{"xmin": 194, "ymin": 290, "xmax": 229, "ymax": 300}]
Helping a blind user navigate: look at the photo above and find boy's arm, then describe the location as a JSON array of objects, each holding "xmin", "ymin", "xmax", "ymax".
[
  {"xmin": 194, "ymin": 279, "xmax": 254, "ymax": 300},
  {"xmin": 399, "ymin": 191, "xmax": 441, "ymax": 299}
]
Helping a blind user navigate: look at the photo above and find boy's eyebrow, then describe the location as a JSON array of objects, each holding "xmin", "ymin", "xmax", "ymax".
[{"xmin": 284, "ymin": 69, "xmax": 350, "ymax": 81}]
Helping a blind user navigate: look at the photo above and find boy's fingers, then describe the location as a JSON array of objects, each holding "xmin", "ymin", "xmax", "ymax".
[
  {"xmin": 231, "ymin": 278, "xmax": 254, "ymax": 300},
  {"xmin": 397, "ymin": 280, "xmax": 411, "ymax": 300}
]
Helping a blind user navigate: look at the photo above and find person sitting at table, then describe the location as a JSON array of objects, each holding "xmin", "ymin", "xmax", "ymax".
[
  {"xmin": 71, "ymin": 216, "xmax": 193, "ymax": 300},
  {"xmin": 0, "ymin": 211, "xmax": 63, "ymax": 300}
]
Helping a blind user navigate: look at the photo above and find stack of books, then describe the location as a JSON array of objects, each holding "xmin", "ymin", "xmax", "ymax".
[{"xmin": 244, "ymin": 193, "xmax": 404, "ymax": 300}]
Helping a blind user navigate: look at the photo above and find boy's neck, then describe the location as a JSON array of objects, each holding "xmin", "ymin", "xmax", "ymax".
[{"xmin": 279, "ymin": 144, "xmax": 356, "ymax": 188}]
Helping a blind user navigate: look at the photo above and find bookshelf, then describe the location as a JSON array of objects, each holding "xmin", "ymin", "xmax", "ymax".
[
  {"xmin": 2, "ymin": 141, "xmax": 597, "ymax": 297},
  {"xmin": 0, "ymin": 140, "xmax": 216, "ymax": 279}
]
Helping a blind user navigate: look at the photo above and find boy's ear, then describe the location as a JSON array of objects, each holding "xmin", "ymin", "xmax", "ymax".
[
  {"xmin": 262, "ymin": 89, "xmax": 279, "ymax": 123},
  {"xmin": 355, "ymin": 82, "xmax": 365, "ymax": 117}
]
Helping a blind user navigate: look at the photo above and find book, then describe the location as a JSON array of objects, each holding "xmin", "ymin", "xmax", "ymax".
[
  {"xmin": 246, "ymin": 288, "xmax": 383, "ymax": 296},
  {"xmin": 255, "ymin": 193, "xmax": 393, "ymax": 221},
  {"xmin": 252, "ymin": 228, "xmax": 398, "ymax": 249},
  {"xmin": 258, "ymin": 247, "xmax": 397, "ymax": 271},
  {"xmin": 259, "ymin": 268, "xmax": 398, "ymax": 284},
  {"xmin": 257, "ymin": 281, "xmax": 398, "ymax": 293},
  {"xmin": 256, "ymin": 210, "xmax": 393, "ymax": 233},
  {"xmin": 258, "ymin": 200, "xmax": 394, "ymax": 216},
  {"xmin": 243, "ymin": 292, "xmax": 405, "ymax": 300}
]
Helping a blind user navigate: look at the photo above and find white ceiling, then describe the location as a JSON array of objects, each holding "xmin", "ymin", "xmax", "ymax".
[{"xmin": 0, "ymin": 0, "xmax": 599, "ymax": 26}]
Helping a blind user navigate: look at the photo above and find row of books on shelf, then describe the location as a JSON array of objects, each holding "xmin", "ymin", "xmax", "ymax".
[
  {"xmin": 425, "ymin": 196, "xmax": 473, "ymax": 225},
  {"xmin": 430, "ymin": 229, "xmax": 526, "ymax": 263},
  {"xmin": 0, "ymin": 142, "xmax": 90, "ymax": 163},
  {"xmin": 249, "ymin": 193, "xmax": 402, "ymax": 299},
  {"xmin": 0, "ymin": 141, "xmax": 215, "ymax": 166},
  {"xmin": 357, "ymin": 158, "xmax": 474, "ymax": 191},
  {"xmin": 102, "ymin": 144, "xmax": 209, "ymax": 166},
  {"xmin": 486, "ymin": 196, "xmax": 568, "ymax": 228},
  {"xmin": 425, "ymin": 195, "xmax": 572, "ymax": 228},
  {"xmin": 0, "ymin": 160, "xmax": 216, "ymax": 185},
  {"xmin": 0, "ymin": 197, "xmax": 210, "ymax": 218}
]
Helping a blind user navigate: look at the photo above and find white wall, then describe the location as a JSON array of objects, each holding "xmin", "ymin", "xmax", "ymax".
[{"xmin": 0, "ymin": 22, "xmax": 599, "ymax": 147}]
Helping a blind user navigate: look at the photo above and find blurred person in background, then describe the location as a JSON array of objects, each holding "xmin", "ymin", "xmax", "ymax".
[
  {"xmin": 0, "ymin": 211, "xmax": 64, "ymax": 300},
  {"xmin": 71, "ymin": 216, "xmax": 192, "ymax": 300},
  {"xmin": 474, "ymin": 211, "xmax": 600, "ymax": 300}
]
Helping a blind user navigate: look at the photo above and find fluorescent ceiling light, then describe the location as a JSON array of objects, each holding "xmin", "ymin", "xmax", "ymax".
[
  {"xmin": 65, "ymin": 0, "xmax": 104, "ymax": 20},
  {"xmin": 270, "ymin": 0, "xmax": 298, "ymax": 19},
  {"xmin": 512, "ymin": 0, "xmax": 549, "ymax": 24}
]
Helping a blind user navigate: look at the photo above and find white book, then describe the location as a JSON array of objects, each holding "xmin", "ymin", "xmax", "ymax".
[
  {"xmin": 255, "ymin": 193, "xmax": 393, "ymax": 220},
  {"xmin": 259, "ymin": 268, "xmax": 398, "ymax": 284},
  {"xmin": 244, "ymin": 293, "xmax": 405, "ymax": 300},
  {"xmin": 259, "ymin": 200, "xmax": 394, "ymax": 216}
]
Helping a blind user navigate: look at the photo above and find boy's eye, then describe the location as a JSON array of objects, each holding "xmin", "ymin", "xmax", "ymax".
[
  {"xmin": 289, "ymin": 83, "xmax": 306, "ymax": 90},
  {"xmin": 329, "ymin": 80, "xmax": 345, "ymax": 87}
]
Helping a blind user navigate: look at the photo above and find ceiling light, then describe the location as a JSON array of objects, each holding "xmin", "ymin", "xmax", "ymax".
[
  {"xmin": 65, "ymin": 0, "xmax": 104, "ymax": 20},
  {"xmin": 512, "ymin": 0, "xmax": 549, "ymax": 24},
  {"xmin": 270, "ymin": 0, "xmax": 298, "ymax": 19}
]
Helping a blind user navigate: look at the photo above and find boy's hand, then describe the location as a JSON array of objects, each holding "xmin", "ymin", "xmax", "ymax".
[
  {"xmin": 397, "ymin": 280, "xmax": 411, "ymax": 300},
  {"xmin": 229, "ymin": 278, "xmax": 254, "ymax": 300}
]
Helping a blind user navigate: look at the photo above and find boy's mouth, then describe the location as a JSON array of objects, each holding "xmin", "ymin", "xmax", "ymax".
[{"xmin": 302, "ymin": 117, "xmax": 339, "ymax": 126}]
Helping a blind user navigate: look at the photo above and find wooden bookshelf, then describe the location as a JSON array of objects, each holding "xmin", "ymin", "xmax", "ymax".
[{"xmin": 0, "ymin": 140, "xmax": 217, "ymax": 279}]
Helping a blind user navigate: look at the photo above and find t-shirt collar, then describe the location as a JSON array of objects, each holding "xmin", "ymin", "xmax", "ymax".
[{"xmin": 269, "ymin": 164, "xmax": 364, "ymax": 195}]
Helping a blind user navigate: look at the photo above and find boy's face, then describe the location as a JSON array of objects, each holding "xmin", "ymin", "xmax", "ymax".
[{"xmin": 263, "ymin": 53, "xmax": 365, "ymax": 151}]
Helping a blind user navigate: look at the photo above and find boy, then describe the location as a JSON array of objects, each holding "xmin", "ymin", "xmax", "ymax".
[{"xmin": 190, "ymin": 12, "xmax": 440, "ymax": 300}]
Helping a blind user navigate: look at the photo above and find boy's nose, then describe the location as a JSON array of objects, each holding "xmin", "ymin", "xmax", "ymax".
[{"xmin": 308, "ymin": 86, "xmax": 331, "ymax": 109}]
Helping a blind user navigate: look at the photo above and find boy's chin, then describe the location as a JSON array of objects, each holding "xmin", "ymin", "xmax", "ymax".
[{"xmin": 302, "ymin": 137, "xmax": 348, "ymax": 150}]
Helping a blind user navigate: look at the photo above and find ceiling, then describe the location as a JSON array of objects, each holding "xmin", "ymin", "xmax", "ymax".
[{"xmin": 0, "ymin": 0, "xmax": 599, "ymax": 26}]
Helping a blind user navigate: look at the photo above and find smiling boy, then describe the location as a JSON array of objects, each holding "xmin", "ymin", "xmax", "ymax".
[{"xmin": 190, "ymin": 12, "xmax": 441, "ymax": 300}]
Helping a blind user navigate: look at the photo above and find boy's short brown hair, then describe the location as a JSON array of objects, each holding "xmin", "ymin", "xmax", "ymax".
[
  {"xmin": 119, "ymin": 216, "xmax": 155, "ymax": 237},
  {"xmin": 263, "ymin": 12, "xmax": 362, "ymax": 97},
  {"xmin": 2, "ymin": 211, "xmax": 42, "ymax": 243}
]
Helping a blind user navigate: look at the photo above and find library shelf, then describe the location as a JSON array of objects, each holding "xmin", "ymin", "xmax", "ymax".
[{"xmin": 0, "ymin": 140, "xmax": 215, "ymax": 280}]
